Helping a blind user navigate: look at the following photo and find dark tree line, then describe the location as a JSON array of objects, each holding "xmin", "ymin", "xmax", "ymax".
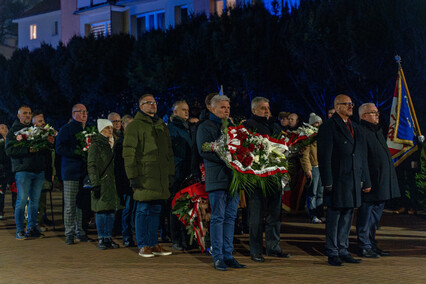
[{"xmin": 0, "ymin": 0, "xmax": 425, "ymax": 129}]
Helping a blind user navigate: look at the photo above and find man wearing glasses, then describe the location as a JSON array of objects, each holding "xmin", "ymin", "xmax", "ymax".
[
  {"xmin": 123, "ymin": 94, "xmax": 174, "ymax": 258},
  {"xmin": 317, "ymin": 94, "xmax": 371, "ymax": 266},
  {"xmin": 356, "ymin": 103, "xmax": 400, "ymax": 258},
  {"xmin": 56, "ymin": 104, "xmax": 92, "ymax": 245}
]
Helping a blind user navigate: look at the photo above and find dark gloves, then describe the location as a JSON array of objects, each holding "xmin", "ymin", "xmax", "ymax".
[{"xmin": 130, "ymin": 178, "xmax": 141, "ymax": 190}]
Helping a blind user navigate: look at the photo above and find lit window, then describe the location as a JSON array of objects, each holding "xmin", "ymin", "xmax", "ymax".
[
  {"xmin": 90, "ymin": 21, "xmax": 111, "ymax": 38},
  {"xmin": 30, "ymin": 25, "xmax": 37, "ymax": 40},
  {"xmin": 137, "ymin": 11, "xmax": 165, "ymax": 38}
]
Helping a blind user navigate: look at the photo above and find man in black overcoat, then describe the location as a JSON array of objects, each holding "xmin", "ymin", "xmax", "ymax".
[
  {"xmin": 356, "ymin": 103, "xmax": 400, "ymax": 258},
  {"xmin": 243, "ymin": 97, "xmax": 290, "ymax": 262},
  {"xmin": 317, "ymin": 94, "xmax": 371, "ymax": 266}
]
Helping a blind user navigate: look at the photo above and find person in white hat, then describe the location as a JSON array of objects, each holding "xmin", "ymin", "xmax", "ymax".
[{"xmin": 87, "ymin": 119, "xmax": 121, "ymax": 250}]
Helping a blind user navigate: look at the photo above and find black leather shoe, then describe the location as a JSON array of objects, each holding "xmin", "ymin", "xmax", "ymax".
[
  {"xmin": 224, "ymin": 258, "xmax": 247, "ymax": 268},
  {"xmin": 214, "ymin": 259, "xmax": 228, "ymax": 271},
  {"xmin": 358, "ymin": 249, "xmax": 380, "ymax": 258},
  {"xmin": 328, "ymin": 256, "xmax": 343, "ymax": 266},
  {"xmin": 340, "ymin": 254, "xmax": 363, "ymax": 263},
  {"xmin": 251, "ymin": 254, "xmax": 265, "ymax": 262},
  {"xmin": 373, "ymin": 247, "xmax": 390, "ymax": 256},
  {"xmin": 266, "ymin": 251, "xmax": 290, "ymax": 258}
]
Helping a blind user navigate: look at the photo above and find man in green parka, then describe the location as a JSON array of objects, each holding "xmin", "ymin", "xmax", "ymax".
[{"xmin": 123, "ymin": 94, "xmax": 174, "ymax": 258}]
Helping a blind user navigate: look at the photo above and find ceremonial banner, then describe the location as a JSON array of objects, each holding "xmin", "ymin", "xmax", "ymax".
[{"xmin": 387, "ymin": 67, "xmax": 422, "ymax": 166}]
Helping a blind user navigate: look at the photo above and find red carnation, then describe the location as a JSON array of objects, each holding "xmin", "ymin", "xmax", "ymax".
[
  {"xmin": 248, "ymin": 144, "xmax": 255, "ymax": 152},
  {"xmin": 242, "ymin": 155, "xmax": 253, "ymax": 167}
]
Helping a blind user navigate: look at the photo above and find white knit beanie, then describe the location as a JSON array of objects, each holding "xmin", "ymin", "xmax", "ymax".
[
  {"xmin": 97, "ymin": 119, "xmax": 113, "ymax": 133},
  {"xmin": 309, "ymin": 113, "xmax": 323, "ymax": 125}
]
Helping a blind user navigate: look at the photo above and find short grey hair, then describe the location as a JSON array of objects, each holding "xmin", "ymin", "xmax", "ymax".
[
  {"xmin": 172, "ymin": 100, "xmax": 188, "ymax": 112},
  {"xmin": 210, "ymin": 95, "xmax": 230, "ymax": 108},
  {"xmin": 251, "ymin": 97, "xmax": 269, "ymax": 111},
  {"xmin": 358, "ymin": 103, "xmax": 375, "ymax": 117},
  {"xmin": 107, "ymin": 112, "xmax": 120, "ymax": 120}
]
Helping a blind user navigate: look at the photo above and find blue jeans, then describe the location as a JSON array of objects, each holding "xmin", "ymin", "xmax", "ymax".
[
  {"xmin": 135, "ymin": 201, "xmax": 161, "ymax": 248},
  {"xmin": 96, "ymin": 212, "xmax": 115, "ymax": 238},
  {"xmin": 15, "ymin": 171, "xmax": 45, "ymax": 232},
  {"xmin": 356, "ymin": 201, "xmax": 385, "ymax": 250},
  {"xmin": 306, "ymin": 167, "xmax": 323, "ymax": 219},
  {"xmin": 208, "ymin": 190, "xmax": 239, "ymax": 262},
  {"xmin": 122, "ymin": 194, "xmax": 135, "ymax": 242}
]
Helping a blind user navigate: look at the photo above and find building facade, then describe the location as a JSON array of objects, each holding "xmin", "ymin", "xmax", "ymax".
[{"xmin": 14, "ymin": 0, "xmax": 297, "ymax": 50}]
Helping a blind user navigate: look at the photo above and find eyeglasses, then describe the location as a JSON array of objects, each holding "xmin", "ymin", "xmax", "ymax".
[
  {"xmin": 336, "ymin": 102, "xmax": 355, "ymax": 107},
  {"xmin": 111, "ymin": 120, "xmax": 121, "ymax": 123},
  {"xmin": 365, "ymin": 111, "xmax": 380, "ymax": 116},
  {"xmin": 141, "ymin": 101, "xmax": 157, "ymax": 106},
  {"xmin": 74, "ymin": 110, "xmax": 89, "ymax": 115}
]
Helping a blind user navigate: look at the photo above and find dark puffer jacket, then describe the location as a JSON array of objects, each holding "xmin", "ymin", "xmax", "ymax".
[
  {"xmin": 122, "ymin": 111, "xmax": 174, "ymax": 202},
  {"xmin": 5, "ymin": 120, "xmax": 48, "ymax": 173}
]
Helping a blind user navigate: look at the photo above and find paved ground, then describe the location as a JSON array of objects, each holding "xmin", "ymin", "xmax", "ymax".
[{"xmin": 0, "ymin": 191, "xmax": 425, "ymax": 284}]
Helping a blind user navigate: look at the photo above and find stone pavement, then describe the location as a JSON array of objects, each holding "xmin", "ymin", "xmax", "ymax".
[{"xmin": 0, "ymin": 191, "xmax": 425, "ymax": 284}]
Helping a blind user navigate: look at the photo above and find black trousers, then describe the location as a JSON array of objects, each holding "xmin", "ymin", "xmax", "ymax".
[{"xmin": 247, "ymin": 189, "xmax": 282, "ymax": 255}]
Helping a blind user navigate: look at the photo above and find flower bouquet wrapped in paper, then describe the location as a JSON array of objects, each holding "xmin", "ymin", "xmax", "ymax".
[
  {"xmin": 74, "ymin": 126, "xmax": 97, "ymax": 159},
  {"xmin": 12, "ymin": 124, "xmax": 57, "ymax": 151},
  {"xmin": 202, "ymin": 122, "xmax": 290, "ymax": 196},
  {"xmin": 282, "ymin": 123, "xmax": 318, "ymax": 155}
]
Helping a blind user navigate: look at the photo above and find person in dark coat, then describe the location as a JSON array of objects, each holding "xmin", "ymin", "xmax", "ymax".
[
  {"xmin": 0, "ymin": 124, "xmax": 14, "ymax": 220},
  {"xmin": 88, "ymin": 119, "xmax": 121, "ymax": 250},
  {"xmin": 114, "ymin": 114, "xmax": 135, "ymax": 247},
  {"xmin": 168, "ymin": 100, "xmax": 193, "ymax": 251},
  {"xmin": 197, "ymin": 95, "xmax": 246, "ymax": 271},
  {"xmin": 243, "ymin": 97, "xmax": 290, "ymax": 262},
  {"xmin": 317, "ymin": 94, "xmax": 371, "ymax": 266},
  {"xmin": 5, "ymin": 106, "xmax": 52, "ymax": 240},
  {"xmin": 356, "ymin": 103, "xmax": 400, "ymax": 258},
  {"xmin": 56, "ymin": 103, "xmax": 91, "ymax": 245}
]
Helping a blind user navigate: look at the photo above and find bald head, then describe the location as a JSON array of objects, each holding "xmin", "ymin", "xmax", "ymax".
[
  {"xmin": 334, "ymin": 94, "xmax": 354, "ymax": 120},
  {"xmin": 72, "ymin": 103, "xmax": 88, "ymax": 125}
]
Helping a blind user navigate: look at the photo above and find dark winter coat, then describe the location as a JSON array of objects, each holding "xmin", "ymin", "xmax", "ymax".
[
  {"xmin": 317, "ymin": 113, "xmax": 371, "ymax": 208},
  {"xmin": 114, "ymin": 134, "xmax": 132, "ymax": 197},
  {"xmin": 56, "ymin": 119, "xmax": 86, "ymax": 181},
  {"xmin": 87, "ymin": 134, "xmax": 121, "ymax": 212},
  {"xmin": 122, "ymin": 111, "xmax": 174, "ymax": 202},
  {"xmin": 359, "ymin": 119, "xmax": 400, "ymax": 202},
  {"xmin": 196, "ymin": 113, "xmax": 233, "ymax": 192},
  {"xmin": 5, "ymin": 120, "xmax": 48, "ymax": 173},
  {"xmin": 0, "ymin": 138, "xmax": 13, "ymax": 185},
  {"xmin": 168, "ymin": 116, "xmax": 192, "ymax": 192},
  {"xmin": 243, "ymin": 114, "xmax": 282, "ymax": 137}
]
